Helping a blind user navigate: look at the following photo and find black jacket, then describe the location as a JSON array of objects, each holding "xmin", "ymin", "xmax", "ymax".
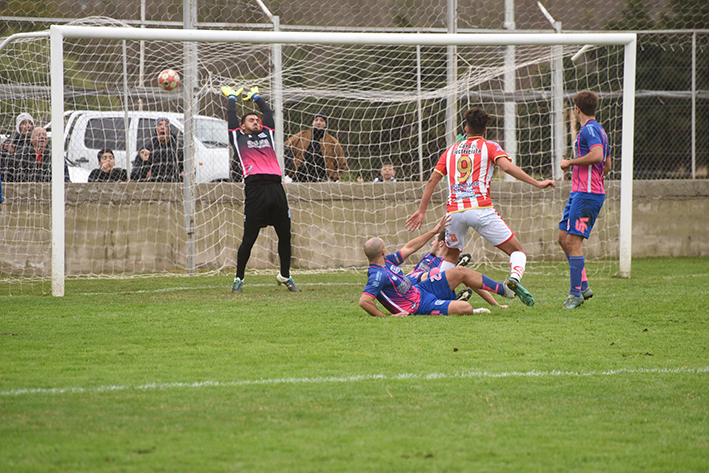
[{"xmin": 130, "ymin": 135, "xmax": 184, "ymax": 183}]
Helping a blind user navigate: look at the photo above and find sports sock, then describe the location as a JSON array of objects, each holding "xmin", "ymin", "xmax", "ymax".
[
  {"xmin": 509, "ymin": 251, "xmax": 526, "ymax": 281},
  {"xmin": 439, "ymin": 260, "xmax": 456, "ymax": 272},
  {"xmin": 481, "ymin": 275, "xmax": 506, "ymax": 296},
  {"xmin": 568, "ymin": 256, "xmax": 584, "ymax": 297},
  {"xmin": 567, "ymin": 253, "xmax": 589, "ymax": 291},
  {"xmin": 580, "ymin": 267, "xmax": 589, "ymax": 291}
]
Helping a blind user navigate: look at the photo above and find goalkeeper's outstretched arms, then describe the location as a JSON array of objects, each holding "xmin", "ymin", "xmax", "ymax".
[{"xmin": 221, "ymin": 86, "xmax": 242, "ymax": 130}]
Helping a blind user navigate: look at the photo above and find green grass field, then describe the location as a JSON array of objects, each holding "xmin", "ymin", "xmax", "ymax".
[{"xmin": 1, "ymin": 258, "xmax": 708, "ymax": 472}]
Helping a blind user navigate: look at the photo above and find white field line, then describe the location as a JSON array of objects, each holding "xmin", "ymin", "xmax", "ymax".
[
  {"xmin": 2, "ymin": 273, "xmax": 707, "ymax": 299},
  {"xmin": 2, "ymin": 366, "xmax": 707, "ymax": 398},
  {"xmin": 0, "ymin": 282, "xmax": 364, "ymax": 298}
]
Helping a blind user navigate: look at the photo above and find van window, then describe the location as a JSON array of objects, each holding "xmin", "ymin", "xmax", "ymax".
[
  {"xmin": 84, "ymin": 117, "xmax": 127, "ymax": 151},
  {"xmin": 193, "ymin": 118, "xmax": 228, "ymax": 149}
]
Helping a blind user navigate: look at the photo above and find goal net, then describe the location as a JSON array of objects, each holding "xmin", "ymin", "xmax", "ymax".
[{"xmin": 0, "ymin": 18, "xmax": 635, "ymax": 295}]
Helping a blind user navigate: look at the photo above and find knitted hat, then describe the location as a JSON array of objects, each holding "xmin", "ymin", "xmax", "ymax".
[
  {"xmin": 16, "ymin": 113, "xmax": 35, "ymax": 134},
  {"xmin": 156, "ymin": 116, "xmax": 170, "ymax": 126},
  {"xmin": 313, "ymin": 112, "xmax": 327, "ymax": 124}
]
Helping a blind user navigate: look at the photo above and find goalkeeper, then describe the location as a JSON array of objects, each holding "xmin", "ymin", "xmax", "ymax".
[{"xmin": 222, "ymin": 85, "xmax": 298, "ymax": 294}]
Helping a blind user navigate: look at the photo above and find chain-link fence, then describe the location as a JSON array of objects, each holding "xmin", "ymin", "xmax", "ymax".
[{"xmin": 1, "ymin": 0, "xmax": 707, "ymax": 179}]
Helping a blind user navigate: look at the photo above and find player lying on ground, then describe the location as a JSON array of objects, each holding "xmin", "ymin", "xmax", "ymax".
[
  {"xmin": 359, "ymin": 217, "xmax": 533, "ymax": 317},
  {"xmin": 406, "ymin": 225, "xmax": 508, "ymax": 308}
]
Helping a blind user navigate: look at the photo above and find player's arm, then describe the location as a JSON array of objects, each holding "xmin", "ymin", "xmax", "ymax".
[
  {"xmin": 221, "ymin": 86, "xmax": 243, "ymax": 130},
  {"xmin": 255, "ymin": 97, "xmax": 274, "ymax": 129},
  {"xmin": 495, "ymin": 156, "xmax": 556, "ymax": 189},
  {"xmin": 560, "ymin": 145, "xmax": 604, "ymax": 170},
  {"xmin": 400, "ymin": 214, "xmax": 450, "ymax": 261},
  {"xmin": 359, "ymin": 293, "xmax": 408, "ymax": 317},
  {"xmin": 406, "ymin": 170, "xmax": 444, "ymax": 231},
  {"xmin": 603, "ymin": 154, "xmax": 612, "ymax": 175}
]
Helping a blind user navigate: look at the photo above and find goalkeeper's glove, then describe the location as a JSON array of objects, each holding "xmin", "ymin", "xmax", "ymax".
[
  {"xmin": 221, "ymin": 86, "xmax": 243, "ymax": 100},
  {"xmin": 242, "ymin": 86, "xmax": 260, "ymax": 102}
]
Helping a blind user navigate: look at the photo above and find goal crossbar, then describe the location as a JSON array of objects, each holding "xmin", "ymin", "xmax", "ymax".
[
  {"xmin": 52, "ymin": 25, "xmax": 636, "ymax": 47},
  {"xmin": 48, "ymin": 26, "xmax": 637, "ymax": 296}
]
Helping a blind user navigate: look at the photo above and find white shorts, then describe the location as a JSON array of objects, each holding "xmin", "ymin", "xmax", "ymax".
[{"xmin": 445, "ymin": 208, "xmax": 514, "ymax": 251}]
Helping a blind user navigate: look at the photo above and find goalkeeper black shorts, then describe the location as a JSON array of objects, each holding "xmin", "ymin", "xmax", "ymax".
[{"xmin": 243, "ymin": 180, "xmax": 291, "ymax": 229}]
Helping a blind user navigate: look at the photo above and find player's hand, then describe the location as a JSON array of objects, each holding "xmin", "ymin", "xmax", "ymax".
[
  {"xmin": 559, "ymin": 159, "xmax": 572, "ymax": 171},
  {"xmin": 221, "ymin": 86, "xmax": 242, "ymax": 100},
  {"xmin": 537, "ymin": 179, "xmax": 556, "ymax": 189},
  {"xmin": 391, "ymin": 312, "xmax": 409, "ymax": 317},
  {"xmin": 433, "ymin": 214, "xmax": 452, "ymax": 233},
  {"xmin": 242, "ymin": 86, "xmax": 260, "ymax": 102},
  {"xmin": 139, "ymin": 149, "xmax": 150, "ymax": 161},
  {"xmin": 405, "ymin": 210, "xmax": 425, "ymax": 232}
]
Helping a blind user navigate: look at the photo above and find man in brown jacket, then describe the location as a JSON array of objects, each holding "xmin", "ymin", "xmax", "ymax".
[{"xmin": 284, "ymin": 112, "xmax": 346, "ymax": 182}]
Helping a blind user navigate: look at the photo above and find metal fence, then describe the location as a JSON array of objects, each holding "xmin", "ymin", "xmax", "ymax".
[{"xmin": 1, "ymin": 0, "xmax": 707, "ymax": 179}]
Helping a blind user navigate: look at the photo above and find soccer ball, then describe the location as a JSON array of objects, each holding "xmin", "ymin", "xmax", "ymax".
[{"xmin": 157, "ymin": 69, "xmax": 180, "ymax": 91}]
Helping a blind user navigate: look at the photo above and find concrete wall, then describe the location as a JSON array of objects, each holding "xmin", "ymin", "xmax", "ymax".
[{"xmin": 0, "ymin": 180, "xmax": 707, "ymax": 276}]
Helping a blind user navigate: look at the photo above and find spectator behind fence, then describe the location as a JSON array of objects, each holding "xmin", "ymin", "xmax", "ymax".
[
  {"xmin": 130, "ymin": 117, "xmax": 184, "ymax": 183},
  {"xmin": 1, "ymin": 113, "xmax": 35, "ymax": 182},
  {"xmin": 284, "ymin": 112, "xmax": 346, "ymax": 182},
  {"xmin": 14, "ymin": 127, "xmax": 69, "ymax": 182},
  {"xmin": 374, "ymin": 161, "xmax": 396, "ymax": 182},
  {"xmin": 357, "ymin": 161, "xmax": 397, "ymax": 183},
  {"xmin": 89, "ymin": 149, "xmax": 128, "ymax": 182}
]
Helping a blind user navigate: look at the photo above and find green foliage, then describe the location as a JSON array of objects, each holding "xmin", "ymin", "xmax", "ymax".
[
  {"xmin": 0, "ymin": 1, "xmax": 59, "ymax": 36},
  {"xmin": 606, "ymin": 0, "xmax": 656, "ymax": 30},
  {"xmin": 604, "ymin": 0, "xmax": 709, "ymax": 177},
  {"xmin": 1, "ymin": 258, "xmax": 708, "ymax": 471},
  {"xmin": 660, "ymin": 0, "xmax": 709, "ymax": 29}
]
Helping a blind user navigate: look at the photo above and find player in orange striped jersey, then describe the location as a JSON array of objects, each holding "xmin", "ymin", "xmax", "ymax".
[{"xmin": 406, "ymin": 108, "xmax": 555, "ymax": 306}]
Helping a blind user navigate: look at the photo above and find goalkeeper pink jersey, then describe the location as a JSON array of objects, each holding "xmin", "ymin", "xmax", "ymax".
[
  {"xmin": 229, "ymin": 125, "xmax": 282, "ymax": 179},
  {"xmin": 435, "ymin": 136, "xmax": 509, "ymax": 213}
]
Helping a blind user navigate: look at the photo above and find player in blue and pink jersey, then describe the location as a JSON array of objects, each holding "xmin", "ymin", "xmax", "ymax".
[
  {"xmin": 406, "ymin": 226, "xmax": 506, "ymax": 308},
  {"xmin": 222, "ymin": 85, "xmax": 297, "ymax": 294},
  {"xmin": 359, "ymin": 217, "xmax": 522, "ymax": 317},
  {"xmin": 405, "ymin": 227, "xmax": 446, "ymax": 285},
  {"xmin": 558, "ymin": 91, "xmax": 612, "ymax": 309}
]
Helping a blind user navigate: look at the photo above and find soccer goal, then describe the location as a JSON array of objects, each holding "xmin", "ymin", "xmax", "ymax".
[{"xmin": 0, "ymin": 20, "xmax": 636, "ymax": 296}]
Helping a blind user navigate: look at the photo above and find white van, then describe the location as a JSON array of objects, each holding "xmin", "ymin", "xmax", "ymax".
[{"xmin": 46, "ymin": 111, "xmax": 230, "ymax": 183}]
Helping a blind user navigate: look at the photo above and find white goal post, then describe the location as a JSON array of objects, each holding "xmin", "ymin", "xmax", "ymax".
[{"xmin": 47, "ymin": 26, "xmax": 637, "ymax": 296}]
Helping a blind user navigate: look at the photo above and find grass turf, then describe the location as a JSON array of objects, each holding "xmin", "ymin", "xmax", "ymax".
[{"xmin": 1, "ymin": 257, "xmax": 708, "ymax": 472}]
